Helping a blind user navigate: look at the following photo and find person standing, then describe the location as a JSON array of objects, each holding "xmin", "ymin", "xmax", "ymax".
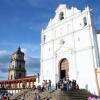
[
  {"xmin": 34, "ymin": 93, "xmax": 41, "ymax": 100},
  {"xmin": 2, "ymin": 96, "xmax": 6, "ymax": 100},
  {"xmin": 36, "ymin": 93, "xmax": 41, "ymax": 100},
  {"xmin": 34, "ymin": 93, "xmax": 37, "ymax": 100},
  {"xmin": 48, "ymin": 80, "xmax": 51, "ymax": 92}
]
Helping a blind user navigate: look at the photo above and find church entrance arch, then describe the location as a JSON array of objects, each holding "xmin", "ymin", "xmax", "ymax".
[{"xmin": 59, "ymin": 58, "xmax": 69, "ymax": 80}]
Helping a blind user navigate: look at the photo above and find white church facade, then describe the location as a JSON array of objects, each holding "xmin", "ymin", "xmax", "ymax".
[{"xmin": 40, "ymin": 4, "xmax": 100, "ymax": 95}]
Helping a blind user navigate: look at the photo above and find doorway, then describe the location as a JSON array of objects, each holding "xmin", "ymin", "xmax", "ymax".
[{"xmin": 59, "ymin": 58, "xmax": 69, "ymax": 80}]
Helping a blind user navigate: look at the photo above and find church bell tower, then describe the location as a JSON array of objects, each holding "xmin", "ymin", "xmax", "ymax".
[{"xmin": 8, "ymin": 47, "xmax": 26, "ymax": 80}]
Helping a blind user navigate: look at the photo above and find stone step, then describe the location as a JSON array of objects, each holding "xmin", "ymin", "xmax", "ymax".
[
  {"xmin": 10, "ymin": 88, "xmax": 92, "ymax": 100},
  {"xmin": 50, "ymin": 89, "xmax": 91, "ymax": 100}
]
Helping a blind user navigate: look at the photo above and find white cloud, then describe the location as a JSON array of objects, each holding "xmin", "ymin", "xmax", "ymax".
[
  {"xmin": 0, "ymin": 42, "xmax": 40, "ymax": 58},
  {"xmin": 26, "ymin": 0, "xmax": 44, "ymax": 8},
  {"xmin": 20, "ymin": 43, "xmax": 40, "ymax": 58},
  {"xmin": 0, "ymin": 71, "xmax": 8, "ymax": 80},
  {"xmin": 25, "ymin": 55, "xmax": 40, "ymax": 75},
  {"xmin": 0, "ymin": 50, "xmax": 10, "ymax": 79},
  {"xmin": 0, "ymin": 50, "xmax": 9, "ymax": 56},
  {"xmin": 0, "ymin": 50, "xmax": 11, "ymax": 64},
  {"xmin": 21, "ymin": 48, "xmax": 27, "ymax": 54}
]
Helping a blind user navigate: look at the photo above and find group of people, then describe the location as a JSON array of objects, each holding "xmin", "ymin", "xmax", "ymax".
[
  {"xmin": 35, "ymin": 80, "xmax": 52, "ymax": 92},
  {"xmin": 56, "ymin": 79, "xmax": 79, "ymax": 91},
  {"xmin": 33, "ymin": 79, "xmax": 79, "ymax": 92}
]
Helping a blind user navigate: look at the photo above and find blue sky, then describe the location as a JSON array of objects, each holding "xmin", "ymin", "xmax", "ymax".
[{"xmin": 0, "ymin": 0, "xmax": 100, "ymax": 80}]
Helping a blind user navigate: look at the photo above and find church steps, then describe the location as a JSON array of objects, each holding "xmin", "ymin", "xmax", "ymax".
[{"xmin": 10, "ymin": 88, "xmax": 92, "ymax": 100}]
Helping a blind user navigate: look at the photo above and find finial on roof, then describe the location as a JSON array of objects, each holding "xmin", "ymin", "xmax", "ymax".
[
  {"xmin": 18, "ymin": 46, "xmax": 21, "ymax": 51},
  {"xmin": 15, "ymin": 46, "xmax": 22, "ymax": 54}
]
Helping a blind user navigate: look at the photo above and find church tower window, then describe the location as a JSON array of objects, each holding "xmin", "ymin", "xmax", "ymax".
[
  {"xmin": 19, "ymin": 64, "xmax": 21, "ymax": 68},
  {"xmin": 11, "ymin": 75, "xmax": 13, "ymax": 80},
  {"xmin": 59, "ymin": 12, "xmax": 64, "ymax": 20},
  {"xmin": 83, "ymin": 17, "xmax": 87, "ymax": 26},
  {"xmin": 12, "ymin": 65, "xmax": 14, "ymax": 68},
  {"xmin": 19, "ymin": 73, "xmax": 21, "ymax": 78}
]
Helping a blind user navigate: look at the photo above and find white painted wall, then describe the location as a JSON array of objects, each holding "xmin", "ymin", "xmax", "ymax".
[
  {"xmin": 40, "ymin": 4, "xmax": 100, "ymax": 95},
  {"xmin": 97, "ymin": 34, "xmax": 100, "ymax": 56}
]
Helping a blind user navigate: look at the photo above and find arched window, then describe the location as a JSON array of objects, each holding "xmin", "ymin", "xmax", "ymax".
[
  {"xmin": 11, "ymin": 75, "xmax": 13, "ymax": 80},
  {"xmin": 19, "ymin": 64, "xmax": 21, "ymax": 68},
  {"xmin": 19, "ymin": 73, "xmax": 21, "ymax": 78},
  {"xmin": 83, "ymin": 17, "xmax": 87, "ymax": 26},
  {"xmin": 12, "ymin": 65, "xmax": 14, "ymax": 68},
  {"xmin": 59, "ymin": 12, "xmax": 64, "ymax": 20},
  {"xmin": 19, "ymin": 62, "xmax": 21, "ymax": 68}
]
